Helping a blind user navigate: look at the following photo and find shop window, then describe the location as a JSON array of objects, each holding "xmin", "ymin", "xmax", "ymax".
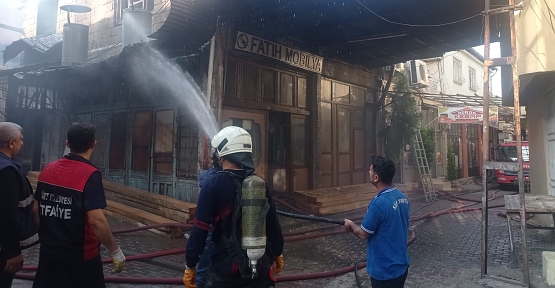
[
  {"xmin": 333, "ymin": 82, "xmax": 350, "ymax": 104},
  {"xmin": 225, "ymin": 60, "xmax": 237, "ymax": 98},
  {"xmin": 177, "ymin": 118, "xmax": 199, "ymax": 179},
  {"xmin": 320, "ymin": 102, "xmax": 332, "ymax": 152},
  {"xmin": 321, "ymin": 79, "xmax": 332, "ymax": 101},
  {"xmin": 292, "ymin": 117, "xmax": 307, "ymax": 165},
  {"xmin": 297, "ymin": 77, "xmax": 307, "ymax": 108},
  {"xmin": 280, "ymin": 73, "xmax": 294, "ymax": 106},
  {"xmin": 268, "ymin": 116, "xmax": 287, "ymax": 166},
  {"xmin": 338, "ymin": 107, "xmax": 350, "ymax": 153},
  {"xmin": 153, "ymin": 110, "xmax": 174, "ymax": 174},
  {"xmin": 132, "ymin": 111, "xmax": 152, "ymax": 172},
  {"xmin": 351, "ymin": 86, "xmax": 365, "ymax": 106},
  {"xmin": 242, "ymin": 63, "xmax": 258, "ymax": 100},
  {"xmin": 262, "ymin": 69, "xmax": 276, "ymax": 102},
  {"xmin": 109, "ymin": 112, "xmax": 128, "ymax": 170}
]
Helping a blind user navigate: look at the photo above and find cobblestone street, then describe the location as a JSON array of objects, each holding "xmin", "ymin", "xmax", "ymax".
[{"xmin": 13, "ymin": 187, "xmax": 555, "ymax": 288}]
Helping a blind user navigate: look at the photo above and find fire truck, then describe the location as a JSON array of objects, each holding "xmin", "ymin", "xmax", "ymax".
[{"xmin": 495, "ymin": 141, "xmax": 530, "ymax": 190}]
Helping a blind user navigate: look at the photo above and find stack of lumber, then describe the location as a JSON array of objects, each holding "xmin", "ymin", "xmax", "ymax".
[
  {"xmin": 294, "ymin": 184, "xmax": 378, "ymax": 215},
  {"xmin": 27, "ymin": 171, "xmax": 196, "ymax": 238}
]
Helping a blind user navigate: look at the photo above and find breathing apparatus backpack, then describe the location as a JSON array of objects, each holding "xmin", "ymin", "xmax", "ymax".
[{"xmin": 219, "ymin": 171, "xmax": 271, "ymax": 279}]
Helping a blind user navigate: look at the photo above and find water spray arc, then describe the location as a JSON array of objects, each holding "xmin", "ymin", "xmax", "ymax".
[{"xmin": 127, "ymin": 46, "xmax": 220, "ymax": 138}]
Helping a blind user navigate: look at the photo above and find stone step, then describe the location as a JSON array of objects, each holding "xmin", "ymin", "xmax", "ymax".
[{"xmin": 433, "ymin": 181, "xmax": 453, "ymax": 191}]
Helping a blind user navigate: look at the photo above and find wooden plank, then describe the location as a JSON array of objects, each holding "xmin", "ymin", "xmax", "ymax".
[
  {"xmin": 505, "ymin": 195, "xmax": 555, "ymax": 213},
  {"xmin": 28, "ymin": 171, "xmax": 197, "ymax": 217},
  {"xmin": 294, "ymin": 192, "xmax": 376, "ymax": 208},
  {"xmin": 296, "ymin": 200, "xmax": 370, "ymax": 215},
  {"xmin": 102, "ymin": 210, "xmax": 175, "ymax": 238},
  {"xmin": 504, "ymin": 195, "xmax": 520, "ymax": 212},
  {"xmin": 103, "ymin": 180, "xmax": 197, "ymax": 215},
  {"xmin": 294, "ymin": 184, "xmax": 378, "ymax": 202},
  {"xmin": 105, "ymin": 200, "xmax": 178, "ymax": 229},
  {"xmin": 105, "ymin": 191, "xmax": 190, "ymax": 222}
]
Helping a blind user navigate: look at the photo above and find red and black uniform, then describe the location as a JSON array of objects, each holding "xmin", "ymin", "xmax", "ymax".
[{"xmin": 33, "ymin": 154, "xmax": 107, "ymax": 288}]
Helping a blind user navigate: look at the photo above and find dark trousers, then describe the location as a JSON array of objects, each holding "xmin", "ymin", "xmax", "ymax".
[
  {"xmin": 370, "ymin": 268, "xmax": 408, "ymax": 288},
  {"xmin": 202, "ymin": 269, "xmax": 275, "ymax": 288},
  {"xmin": 0, "ymin": 272, "xmax": 14, "ymax": 288},
  {"xmin": 33, "ymin": 255, "xmax": 105, "ymax": 288}
]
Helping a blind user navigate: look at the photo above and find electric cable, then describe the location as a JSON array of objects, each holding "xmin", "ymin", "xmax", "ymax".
[{"xmin": 356, "ymin": 0, "xmax": 481, "ymax": 27}]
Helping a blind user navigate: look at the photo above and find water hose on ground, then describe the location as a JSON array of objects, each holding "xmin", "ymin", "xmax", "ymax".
[{"xmin": 15, "ymin": 192, "xmax": 510, "ymax": 284}]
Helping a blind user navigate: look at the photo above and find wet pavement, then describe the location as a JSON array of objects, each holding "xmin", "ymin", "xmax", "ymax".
[{"xmin": 13, "ymin": 186, "xmax": 555, "ymax": 288}]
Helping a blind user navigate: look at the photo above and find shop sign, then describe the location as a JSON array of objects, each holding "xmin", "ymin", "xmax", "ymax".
[
  {"xmin": 438, "ymin": 106, "xmax": 499, "ymax": 128},
  {"xmin": 235, "ymin": 31, "xmax": 323, "ymax": 73}
]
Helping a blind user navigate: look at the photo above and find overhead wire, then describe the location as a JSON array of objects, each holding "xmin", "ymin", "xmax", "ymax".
[{"xmin": 355, "ymin": 0, "xmax": 481, "ymax": 27}]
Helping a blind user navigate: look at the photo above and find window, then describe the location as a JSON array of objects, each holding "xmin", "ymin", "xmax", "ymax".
[
  {"xmin": 177, "ymin": 115, "xmax": 199, "ymax": 179},
  {"xmin": 36, "ymin": 0, "xmax": 58, "ymax": 36},
  {"xmin": 291, "ymin": 117, "xmax": 307, "ymax": 165},
  {"xmin": 262, "ymin": 69, "xmax": 276, "ymax": 102},
  {"xmin": 280, "ymin": 73, "xmax": 294, "ymax": 106},
  {"xmin": 321, "ymin": 79, "xmax": 332, "ymax": 101},
  {"xmin": 153, "ymin": 110, "xmax": 174, "ymax": 174},
  {"xmin": 114, "ymin": 0, "xmax": 154, "ymax": 25},
  {"xmin": 109, "ymin": 112, "xmax": 128, "ymax": 169},
  {"xmin": 469, "ymin": 67, "xmax": 478, "ymax": 91},
  {"xmin": 333, "ymin": 82, "xmax": 350, "ymax": 104},
  {"xmin": 132, "ymin": 111, "xmax": 152, "ymax": 172},
  {"xmin": 242, "ymin": 63, "xmax": 258, "ymax": 100},
  {"xmin": 297, "ymin": 77, "xmax": 307, "ymax": 108},
  {"xmin": 320, "ymin": 103, "xmax": 332, "ymax": 152},
  {"xmin": 453, "ymin": 58, "xmax": 463, "ymax": 85},
  {"xmin": 338, "ymin": 107, "xmax": 350, "ymax": 153},
  {"xmin": 225, "ymin": 60, "xmax": 237, "ymax": 98}
]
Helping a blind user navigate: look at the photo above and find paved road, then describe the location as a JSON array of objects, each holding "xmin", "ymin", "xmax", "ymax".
[{"xmin": 13, "ymin": 187, "xmax": 554, "ymax": 288}]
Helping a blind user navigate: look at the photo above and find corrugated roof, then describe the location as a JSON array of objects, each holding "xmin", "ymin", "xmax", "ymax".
[{"xmin": 3, "ymin": 34, "xmax": 63, "ymax": 64}]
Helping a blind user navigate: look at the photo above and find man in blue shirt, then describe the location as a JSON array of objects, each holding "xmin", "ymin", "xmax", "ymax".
[{"xmin": 344, "ymin": 156, "xmax": 410, "ymax": 288}]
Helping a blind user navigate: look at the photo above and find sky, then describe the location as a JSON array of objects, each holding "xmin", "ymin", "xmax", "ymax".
[
  {"xmin": 474, "ymin": 43, "xmax": 502, "ymax": 97},
  {"xmin": 0, "ymin": 0, "xmax": 24, "ymax": 44}
]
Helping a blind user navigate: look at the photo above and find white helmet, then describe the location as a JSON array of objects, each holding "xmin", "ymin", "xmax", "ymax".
[{"xmin": 211, "ymin": 126, "xmax": 252, "ymax": 158}]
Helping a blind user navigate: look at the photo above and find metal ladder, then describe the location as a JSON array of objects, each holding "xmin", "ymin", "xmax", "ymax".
[{"xmin": 412, "ymin": 130, "xmax": 437, "ymax": 202}]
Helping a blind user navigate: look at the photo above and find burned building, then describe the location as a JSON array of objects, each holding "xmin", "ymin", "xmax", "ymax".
[{"xmin": 2, "ymin": 0, "xmax": 503, "ymax": 203}]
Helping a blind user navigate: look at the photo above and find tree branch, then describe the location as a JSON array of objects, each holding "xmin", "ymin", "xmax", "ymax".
[{"xmin": 377, "ymin": 66, "xmax": 394, "ymax": 108}]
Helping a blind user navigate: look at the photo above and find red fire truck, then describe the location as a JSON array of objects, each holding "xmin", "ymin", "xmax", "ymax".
[{"xmin": 495, "ymin": 141, "xmax": 530, "ymax": 190}]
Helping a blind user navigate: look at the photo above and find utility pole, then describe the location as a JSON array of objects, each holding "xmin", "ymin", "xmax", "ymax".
[{"xmin": 481, "ymin": 0, "xmax": 528, "ymax": 287}]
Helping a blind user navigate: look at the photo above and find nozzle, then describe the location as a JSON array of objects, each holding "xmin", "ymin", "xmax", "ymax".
[{"xmin": 250, "ymin": 260, "xmax": 257, "ymax": 279}]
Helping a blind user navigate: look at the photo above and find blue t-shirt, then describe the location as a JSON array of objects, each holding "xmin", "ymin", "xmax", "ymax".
[{"xmin": 361, "ymin": 186, "xmax": 410, "ymax": 280}]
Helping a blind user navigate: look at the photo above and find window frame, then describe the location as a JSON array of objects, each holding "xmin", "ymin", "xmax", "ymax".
[{"xmin": 453, "ymin": 57, "xmax": 463, "ymax": 85}]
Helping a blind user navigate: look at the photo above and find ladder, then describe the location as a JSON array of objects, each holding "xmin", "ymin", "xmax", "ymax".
[{"xmin": 412, "ymin": 130, "xmax": 437, "ymax": 202}]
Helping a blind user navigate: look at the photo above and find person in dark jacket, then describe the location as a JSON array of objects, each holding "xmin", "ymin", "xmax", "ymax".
[
  {"xmin": 0, "ymin": 122, "xmax": 38, "ymax": 288},
  {"xmin": 183, "ymin": 126, "xmax": 284, "ymax": 288},
  {"xmin": 195, "ymin": 155, "xmax": 222, "ymax": 287}
]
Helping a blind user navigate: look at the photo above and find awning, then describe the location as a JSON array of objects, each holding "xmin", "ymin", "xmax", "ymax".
[
  {"xmin": 150, "ymin": 0, "xmax": 506, "ymax": 68},
  {"xmin": 3, "ymin": 34, "xmax": 63, "ymax": 64}
]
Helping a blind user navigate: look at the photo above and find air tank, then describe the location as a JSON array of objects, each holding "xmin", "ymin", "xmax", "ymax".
[
  {"xmin": 241, "ymin": 174, "xmax": 267, "ymax": 277},
  {"xmin": 122, "ymin": 8, "xmax": 152, "ymax": 47},
  {"xmin": 62, "ymin": 23, "xmax": 89, "ymax": 66}
]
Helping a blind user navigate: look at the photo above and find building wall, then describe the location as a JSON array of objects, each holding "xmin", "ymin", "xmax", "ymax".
[
  {"xmin": 527, "ymin": 97, "xmax": 549, "ymax": 196},
  {"xmin": 425, "ymin": 50, "xmax": 484, "ymax": 97},
  {"xmin": 516, "ymin": 0, "xmax": 555, "ymax": 75},
  {"xmin": 21, "ymin": 0, "xmax": 170, "ymax": 50}
]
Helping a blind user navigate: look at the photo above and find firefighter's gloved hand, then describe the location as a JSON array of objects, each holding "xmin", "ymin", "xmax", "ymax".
[
  {"xmin": 183, "ymin": 267, "xmax": 197, "ymax": 288},
  {"xmin": 273, "ymin": 254, "xmax": 284, "ymax": 275},
  {"xmin": 110, "ymin": 246, "xmax": 126, "ymax": 273}
]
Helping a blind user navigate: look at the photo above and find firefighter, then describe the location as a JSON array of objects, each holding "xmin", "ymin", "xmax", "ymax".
[
  {"xmin": 183, "ymin": 126, "xmax": 284, "ymax": 288},
  {"xmin": 33, "ymin": 123, "xmax": 125, "ymax": 288}
]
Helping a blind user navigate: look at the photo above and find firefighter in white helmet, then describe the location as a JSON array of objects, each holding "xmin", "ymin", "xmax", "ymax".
[{"xmin": 183, "ymin": 126, "xmax": 284, "ymax": 288}]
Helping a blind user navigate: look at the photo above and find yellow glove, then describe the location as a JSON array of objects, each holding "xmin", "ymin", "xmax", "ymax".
[
  {"xmin": 183, "ymin": 267, "xmax": 197, "ymax": 288},
  {"xmin": 274, "ymin": 254, "xmax": 284, "ymax": 276},
  {"xmin": 110, "ymin": 247, "xmax": 126, "ymax": 273}
]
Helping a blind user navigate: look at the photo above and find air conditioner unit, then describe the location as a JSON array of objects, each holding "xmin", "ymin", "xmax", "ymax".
[{"xmin": 408, "ymin": 60, "xmax": 429, "ymax": 88}]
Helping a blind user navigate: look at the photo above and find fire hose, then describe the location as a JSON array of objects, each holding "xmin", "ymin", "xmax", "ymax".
[{"xmin": 15, "ymin": 192, "xmax": 511, "ymax": 285}]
